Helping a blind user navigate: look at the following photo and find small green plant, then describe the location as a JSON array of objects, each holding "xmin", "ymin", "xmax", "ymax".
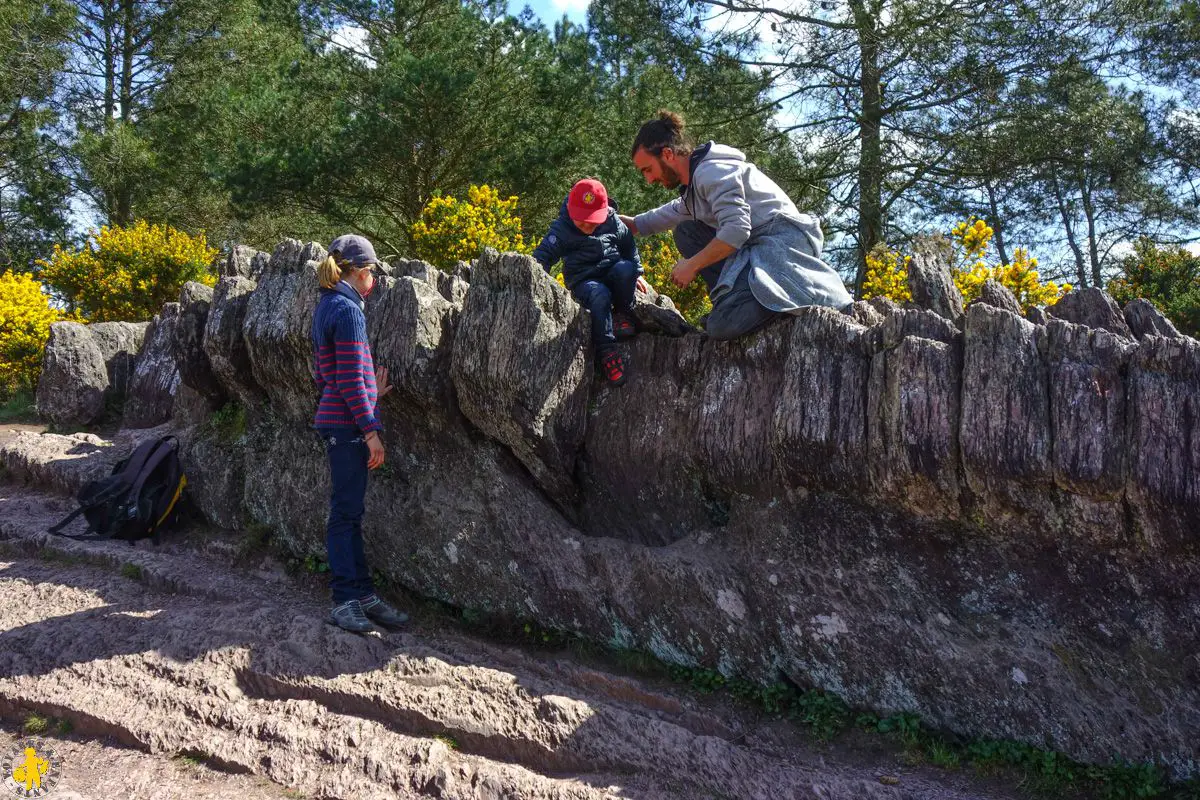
[
  {"xmin": 1092, "ymin": 760, "xmax": 1166, "ymax": 800},
  {"xmin": 119, "ymin": 562, "xmax": 143, "ymax": 580},
  {"xmin": 22, "ymin": 714, "xmax": 48, "ymax": 735},
  {"xmin": 371, "ymin": 568, "xmax": 392, "ymax": 591},
  {"xmin": 54, "ymin": 718, "xmax": 73, "ymax": 735},
  {"xmin": 433, "ymin": 734, "xmax": 459, "ymax": 750},
  {"xmin": 520, "ymin": 621, "xmax": 571, "ymax": 648},
  {"xmin": 877, "ymin": 712, "xmax": 924, "ymax": 744},
  {"xmin": 792, "ymin": 690, "xmax": 851, "ymax": 742},
  {"xmin": 0, "ymin": 390, "xmax": 37, "ymax": 423},
  {"xmin": 174, "ymin": 749, "xmax": 212, "ymax": 768},
  {"xmin": 928, "ymin": 741, "xmax": 961, "ymax": 770},
  {"xmin": 303, "ymin": 553, "xmax": 330, "ymax": 574},
  {"xmin": 209, "ymin": 402, "xmax": 246, "ymax": 444},
  {"xmin": 669, "ymin": 666, "xmax": 727, "ymax": 693}
]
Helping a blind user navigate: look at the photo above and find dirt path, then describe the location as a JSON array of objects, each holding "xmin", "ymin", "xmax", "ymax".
[
  {"xmin": 0, "ymin": 481, "xmax": 1022, "ymax": 800},
  {"xmin": 0, "ymin": 423, "xmax": 46, "ymax": 449}
]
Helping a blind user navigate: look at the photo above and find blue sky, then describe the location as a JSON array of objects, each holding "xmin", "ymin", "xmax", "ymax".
[{"xmin": 509, "ymin": 0, "xmax": 589, "ymax": 26}]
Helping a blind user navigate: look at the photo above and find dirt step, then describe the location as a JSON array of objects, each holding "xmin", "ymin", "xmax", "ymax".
[{"xmin": 0, "ymin": 482, "xmax": 1019, "ymax": 800}]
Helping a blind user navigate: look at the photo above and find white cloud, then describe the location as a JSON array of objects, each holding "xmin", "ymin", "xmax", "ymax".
[{"xmin": 327, "ymin": 24, "xmax": 375, "ymax": 67}]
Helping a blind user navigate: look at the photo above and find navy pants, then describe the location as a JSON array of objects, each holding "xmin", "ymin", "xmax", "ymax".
[
  {"xmin": 570, "ymin": 259, "xmax": 639, "ymax": 352},
  {"xmin": 673, "ymin": 221, "xmax": 778, "ymax": 340},
  {"xmin": 322, "ymin": 431, "xmax": 373, "ymax": 603}
]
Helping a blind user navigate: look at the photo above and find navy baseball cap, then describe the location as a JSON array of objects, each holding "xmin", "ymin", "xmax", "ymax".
[{"xmin": 328, "ymin": 234, "xmax": 378, "ymax": 268}]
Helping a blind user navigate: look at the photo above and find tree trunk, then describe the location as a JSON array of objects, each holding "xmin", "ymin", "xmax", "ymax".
[
  {"xmin": 851, "ymin": 0, "xmax": 883, "ymax": 295},
  {"xmin": 102, "ymin": 0, "xmax": 115, "ymax": 126},
  {"xmin": 1051, "ymin": 169, "xmax": 1088, "ymax": 288},
  {"xmin": 1078, "ymin": 170, "xmax": 1102, "ymax": 287},
  {"xmin": 114, "ymin": 0, "xmax": 135, "ymax": 225},
  {"xmin": 985, "ymin": 181, "xmax": 1010, "ymax": 266}
]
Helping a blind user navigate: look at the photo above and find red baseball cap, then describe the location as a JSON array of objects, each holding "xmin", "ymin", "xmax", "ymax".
[{"xmin": 567, "ymin": 178, "xmax": 609, "ymax": 225}]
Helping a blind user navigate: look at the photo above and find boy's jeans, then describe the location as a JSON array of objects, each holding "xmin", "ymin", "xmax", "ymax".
[
  {"xmin": 321, "ymin": 431, "xmax": 373, "ymax": 603},
  {"xmin": 570, "ymin": 259, "xmax": 639, "ymax": 351}
]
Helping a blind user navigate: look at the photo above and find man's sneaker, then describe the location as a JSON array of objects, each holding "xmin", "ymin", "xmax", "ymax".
[
  {"xmin": 328, "ymin": 599, "xmax": 374, "ymax": 633},
  {"xmin": 359, "ymin": 593, "xmax": 409, "ymax": 628},
  {"xmin": 613, "ymin": 312, "xmax": 637, "ymax": 341},
  {"xmin": 599, "ymin": 349, "xmax": 627, "ymax": 386}
]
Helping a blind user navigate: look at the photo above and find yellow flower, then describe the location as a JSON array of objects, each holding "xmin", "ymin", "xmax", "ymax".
[{"xmin": 37, "ymin": 220, "xmax": 217, "ymax": 323}]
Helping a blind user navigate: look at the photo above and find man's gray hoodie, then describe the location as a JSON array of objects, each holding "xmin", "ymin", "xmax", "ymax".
[{"xmin": 633, "ymin": 142, "xmax": 852, "ymax": 312}]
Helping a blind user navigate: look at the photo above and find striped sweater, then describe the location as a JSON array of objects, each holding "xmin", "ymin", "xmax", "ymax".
[{"xmin": 311, "ymin": 281, "xmax": 382, "ymax": 434}]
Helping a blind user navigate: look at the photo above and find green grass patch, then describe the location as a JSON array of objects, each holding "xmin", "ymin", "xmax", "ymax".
[
  {"xmin": 0, "ymin": 391, "xmax": 37, "ymax": 424},
  {"xmin": 208, "ymin": 402, "xmax": 246, "ymax": 444},
  {"xmin": 22, "ymin": 714, "xmax": 48, "ymax": 735},
  {"xmin": 119, "ymin": 562, "xmax": 143, "ymax": 580}
]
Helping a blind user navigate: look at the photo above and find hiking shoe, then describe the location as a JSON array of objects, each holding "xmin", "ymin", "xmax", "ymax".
[
  {"xmin": 599, "ymin": 349, "xmax": 627, "ymax": 386},
  {"xmin": 613, "ymin": 312, "xmax": 637, "ymax": 341},
  {"xmin": 328, "ymin": 598, "xmax": 374, "ymax": 633},
  {"xmin": 359, "ymin": 593, "xmax": 409, "ymax": 628}
]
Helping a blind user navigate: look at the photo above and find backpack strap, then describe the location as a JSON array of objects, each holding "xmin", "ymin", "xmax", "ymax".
[
  {"xmin": 128, "ymin": 436, "xmax": 179, "ymax": 509},
  {"xmin": 48, "ymin": 507, "xmax": 87, "ymax": 536}
]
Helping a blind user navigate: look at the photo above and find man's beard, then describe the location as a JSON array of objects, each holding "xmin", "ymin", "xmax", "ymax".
[{"xmin": 659, "ymin": 160, "xmax": 682, "ymax": 189}]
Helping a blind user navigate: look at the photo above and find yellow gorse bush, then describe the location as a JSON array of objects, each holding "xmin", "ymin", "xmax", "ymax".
[
  {"xmin": 411, "ymin": 187, "xmax": 715, "ymax": 325},
  {"xmin": 638, "ymin": 233, "xmax": 711, "ymax": 326},
  {"xmin": 861, "ymin": 245, "xmax": 912, "ymax": 303},
  {"xmin": 37, "ymin": 220, "xmax": 217, "ymax": 323},
  {"xmin": 0, "ymin": 271, "xmax": 73, "ymax": 396},
  {"xmin": 861, "ymin": 218, "xmax": 1069, "ymax": 312},
  {"xmin": 410, "ymin": 185, "xmax": 532, "ymax": 270}
]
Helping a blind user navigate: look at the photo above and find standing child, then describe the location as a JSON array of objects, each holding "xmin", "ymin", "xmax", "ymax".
[
  {"xmin": 311, "ymin": 234, "xmax": 409, "ymax": 633},
  {"xmin": 533, "ymin": 178, "xmax": 642, "ymax": 386}
]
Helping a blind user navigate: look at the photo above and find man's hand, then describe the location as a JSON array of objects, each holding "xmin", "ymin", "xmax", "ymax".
[
  {"xmin": 365, "ymin": 431, "xmax": 385, "ymax": 470},
  {"xmin": 619, "ymin": 214, "xmax": 639, "ymax": 236},
  {"xmin": 671, "ymin": 258, "xmax": 697, "ymax": 288},
  {"xmin": 636, "ymin": 276, "xmax": 651, "ymax": 294},
  {"xmin": 375, "ymin": 365, "xmax": 393, "ymax": 400}
]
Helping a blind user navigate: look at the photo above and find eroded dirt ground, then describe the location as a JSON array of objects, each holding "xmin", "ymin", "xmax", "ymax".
[{"xmin": 0, "ymin": 465, "xmax": 1025, "ymax": 800}]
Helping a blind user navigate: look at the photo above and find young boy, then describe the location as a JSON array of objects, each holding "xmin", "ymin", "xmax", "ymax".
[{"xmin": 532, "ymin": 178, "xmax": 642, "ymax": 386}]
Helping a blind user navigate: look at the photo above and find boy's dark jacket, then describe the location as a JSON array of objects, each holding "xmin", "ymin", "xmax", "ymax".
[{"xmin": 532, "ymin": 197, "xmax": 642, "ymax": 291}]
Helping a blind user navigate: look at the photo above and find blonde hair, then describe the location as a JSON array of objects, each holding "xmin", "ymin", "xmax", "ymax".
[{"xmin": 317, "ymin": 253, "xmax": 368, "ymax": 290}]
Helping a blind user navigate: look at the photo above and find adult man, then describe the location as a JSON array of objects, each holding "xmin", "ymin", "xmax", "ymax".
[{"xmin": 621, "ymin": 110, "xmax": 852, "ymax": 340}]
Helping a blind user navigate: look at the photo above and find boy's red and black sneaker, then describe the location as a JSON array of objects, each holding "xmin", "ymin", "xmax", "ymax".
[
  {"xmin": 599, "ymin": 349, "xmax": 627, "ymax": 386},
  {"xmin": 613, "ymin": 312, "xmax": 637, "ymax": 341}
]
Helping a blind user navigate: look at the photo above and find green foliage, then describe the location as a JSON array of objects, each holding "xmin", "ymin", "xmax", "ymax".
[
  {"xmin": 1108, "ymin": 238, "xmax": 1200, "ymax": 337},
  {"xmin": 120, "ymin": 563, "xmax": 143, "ymax": 580},
  {"xmin": 303, "ymin": 554, "xmax": 330, "ymax": 574},
  {"xmin": 0, "ymin": 393, "xmax": 40, "ymax": 429},
  {"xmin": 209, "ymin": 402, "xmax": 247, "ymax": 444},
  {"xmin": 37, "ymin": 221, "xmax": 217, "ymax": 322},
  {"xmin": 0, "ymin": 0, "xmax": 73, "ymax": 272},
  {"xmin": 22, "ymin": 714, "xmax": 48, "ymax": 735}
]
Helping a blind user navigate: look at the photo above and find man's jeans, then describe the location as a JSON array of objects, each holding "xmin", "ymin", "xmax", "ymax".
[
  {"xmin": 570, "ymin": 259, "xmax": 639, "ymax": 351},
  {"xmin": 674, "ymin": 220, "xmax": 778, "ymax": 340},
  {"xmin": 322, "ymin": 431, "xmax": 373, "ymax": 603}
]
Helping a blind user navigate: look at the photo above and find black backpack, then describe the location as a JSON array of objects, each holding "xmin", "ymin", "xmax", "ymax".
[{"xmin": 49, "ymin": 435, "xmax": 188, "ymax": 545}]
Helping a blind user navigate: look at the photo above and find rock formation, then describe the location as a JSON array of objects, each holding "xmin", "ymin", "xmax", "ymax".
[{"xmin": 13, "ymin": 236, "xmax": 1200, "ymax": 779}]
